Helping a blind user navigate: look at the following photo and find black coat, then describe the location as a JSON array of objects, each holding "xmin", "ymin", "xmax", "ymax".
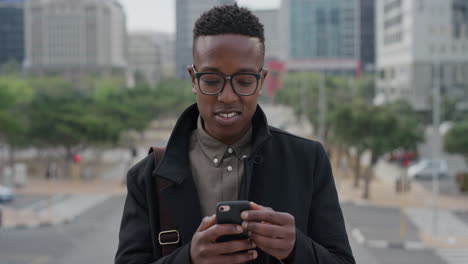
[{"xmin": 115, "ymin": 104, "xmax": 355, "ymax": 264}]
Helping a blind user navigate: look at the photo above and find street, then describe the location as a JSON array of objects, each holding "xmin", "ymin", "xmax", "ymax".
[
  {"xmin": 0, "ymin": 195, "xmax": 125, "ymax": 264},
  {"xmin": 1, "ymin": 104, "xmax": 467, "ymax": 264},
  {"xmin": 1, "ymin": 196, "xmax": 464, "ymax": 264}
]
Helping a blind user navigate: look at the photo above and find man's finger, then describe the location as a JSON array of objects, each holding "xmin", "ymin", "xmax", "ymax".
[
  {"xmin": 250, "ymin": 201, "xmax": 273, "ymax": 211},
  {"xmin": 249, "ymin": 232, "xmax": 285, "ymax": 251},
  {"xmin": 202, "ymin": 224, "xmax": 244, "ymax": 242},
  {"xmin": 209, "ymin": 239, "xmax": 256, "ymax": 255},
  {"xmin": 197, "ymin": 215, "xmax": 216, "ymax": 232},
  {"xmin": 243, "ymin": 221, "xmax": 291, "ymax": 239},
  {"xmin": 242, "ymin": 210, "xmax": 293, "ymax": 226}
]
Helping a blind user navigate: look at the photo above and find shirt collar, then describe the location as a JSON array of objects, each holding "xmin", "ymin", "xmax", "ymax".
[{"xmin": 196, "ymin": 115, "xmax": 252, "ymax": 167}]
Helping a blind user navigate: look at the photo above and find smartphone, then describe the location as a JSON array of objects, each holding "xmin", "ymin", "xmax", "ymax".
[{"xmin": 215, "ymin": 200, "xmax": 250, "ymax": 242}]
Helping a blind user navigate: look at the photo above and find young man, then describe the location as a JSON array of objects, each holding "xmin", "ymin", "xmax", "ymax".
[{"xmin": 115, "ymin": 4, "xmax": 355, "ymax": 264}]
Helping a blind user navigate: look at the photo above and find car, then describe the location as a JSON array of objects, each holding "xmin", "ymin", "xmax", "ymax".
[
  {"xmin": 0, "ymin": 185, "xmax": 14, "ymax": 203},
  {"xmin": 407, "ymin": 159, "xmax": 448, "ymax": 180}
]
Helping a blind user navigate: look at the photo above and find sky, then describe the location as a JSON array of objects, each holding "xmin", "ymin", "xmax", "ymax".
[{"xmin": 119, "ymin": 0, "xmax": 281, "ymax": 34}]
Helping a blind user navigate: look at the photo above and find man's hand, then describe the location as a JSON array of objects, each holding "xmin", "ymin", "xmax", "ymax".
[
  {"xmin": 190, "ymin": 215, "xmax": 258, "ymax": 264},
  {"xmin": 241, "ymin": 202, "xmax": 296, "ymax": 261}
]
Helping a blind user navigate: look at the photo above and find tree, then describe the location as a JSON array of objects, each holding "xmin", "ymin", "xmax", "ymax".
[
  {"xmin": 27, "ymin": 76, "xmax": 125, "ymax": 177},
  {"xmin": 444, "ymin": 120, "xmax": 468, "ymax": 162},
  {"xmin": 329, "ymin": 99, "xmax": 424, "ymax": 198},
  {"xmin": 275, "ymin": 72, "xmax": 353, "ymax": 144},
  {"xmin": 329, "ymin": 102, "xmax": 370, "ymax": 188},
  {"xmin": 0, "ymin": 76, "xmax": 34, "ymax": 168},
  {"xmin": 358, "ymin": 103, "xmax": 423, "ymax": 199}
]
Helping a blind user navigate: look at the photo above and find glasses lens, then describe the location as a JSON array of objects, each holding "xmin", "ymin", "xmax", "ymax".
[
  {"xmin": 199, "ymin": 74, "xmax": 224, "ymax": 94},
  {"xmin": 233, "ymin": 74, "xmax": 258, "ymax": 95}
]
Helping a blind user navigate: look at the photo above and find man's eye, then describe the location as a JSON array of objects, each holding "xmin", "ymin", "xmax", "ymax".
[
  {"xmin": 237, "ymin": 81, "xmax": 254, "ymax": 87},
  {"xmin": 203, "ymin": 80, "xmax": 221, "ymax": 86}
]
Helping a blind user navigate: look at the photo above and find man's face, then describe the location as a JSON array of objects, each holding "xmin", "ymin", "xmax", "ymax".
[{"xmin": 189, "ymin": 34, "xmax": 267, "ymax": 145}]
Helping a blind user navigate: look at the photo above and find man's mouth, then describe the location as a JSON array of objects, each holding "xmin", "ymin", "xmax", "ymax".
[{"xmin": 217, "ymin": 112, "xmax": 239, "ymax": 119}]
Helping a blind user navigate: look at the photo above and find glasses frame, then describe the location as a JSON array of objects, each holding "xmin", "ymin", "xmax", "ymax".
[{"xmin": 191, "ymin": 65, "xmax": 264, "ymax": 96}]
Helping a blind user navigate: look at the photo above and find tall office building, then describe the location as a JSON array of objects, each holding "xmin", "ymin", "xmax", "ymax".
[
  {"xmin": 376, "ymin": 0, "xmax": 468, "ymax": 111},
  {"xmin": 360, "ymin": 0, "xmax": 375, "ymax": 72},
  {"xmin": 154, "ymin": 32, "xmax": 176, "ymax": 78},
  {"xmin": 285, "ymin": 0, "xmax": 361, "ymax": 74},
  {"xmin": 128, "ymin": 32, "xmax": 161, "ymax": 85},
  {"xmin": 252, "ymin": 8, "xmax": 282, "ymax": 61},
  {"xmin": 175, "ymin": 0, "xmax": 235, "ymax": 79},
  {"xmin": 24, "ymin": 0, "xmax": 127, "ymax": 73},
  {"xmin": 0, "ymin": 0, "xmax": 25, "ymax": 66}
]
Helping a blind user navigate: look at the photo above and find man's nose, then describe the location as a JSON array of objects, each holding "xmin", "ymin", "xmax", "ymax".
[{"xmin": 217, "ymin": 81, "xmax": 239, "ymax": 104}]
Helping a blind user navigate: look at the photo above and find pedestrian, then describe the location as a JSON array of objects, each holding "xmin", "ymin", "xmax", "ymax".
[
  {"xmin": 46, "ymin": 162, "xmax": 57, "ymax": 180},
  {"xmin": 115, "ymin": 4, "xmax": 355, "ymax": 264}
]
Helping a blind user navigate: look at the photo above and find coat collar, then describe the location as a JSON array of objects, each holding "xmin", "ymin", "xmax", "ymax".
[
  {"xmin": 153, "ymin": 103, "xmax": 272, "ymax": 184},
  {"xmin": 152, "ymin": 103, "xmax": 272, "ymax": 243}
]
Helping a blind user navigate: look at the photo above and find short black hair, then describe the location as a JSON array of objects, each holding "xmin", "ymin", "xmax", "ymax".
[{"xmin": 193, "ymin": 3, "xmax": 265, "ymax": 53}]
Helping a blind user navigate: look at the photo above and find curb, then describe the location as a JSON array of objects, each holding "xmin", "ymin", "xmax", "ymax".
[
  {"xmin": 0, "ymin": 217, "xmax": 70, "ymax": 231},
  {"xmin": 352, "ymin": 228, "xmax": 426, "ymax": 251}
]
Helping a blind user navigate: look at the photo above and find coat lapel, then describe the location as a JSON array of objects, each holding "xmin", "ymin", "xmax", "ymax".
[
  {"xmin": 158, "ymin": 174, "xmax": 202, "ymax": 244},
  {"xmin": 153, "ymin": 104, "xmax": 202, "ymax": 244}
]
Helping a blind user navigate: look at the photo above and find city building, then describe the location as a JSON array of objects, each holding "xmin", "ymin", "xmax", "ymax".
[
  {"xmin": 285, "ymin": 0, "xmax": 361, "ymax": 75},
  {"xmin": 128, "ymin": 32, "xmax": 161, "ymax": 86},
  {"xmin": 24, "ymin": 0, "xmax": 127, "ymax": 73},
  {"xmin": 0, "ymin": 0, "xmax": 25, "ymax": 66},
  {"xmin": 154, "ymin": 32, "xmax": 176, "ymax": 79},
  {"xmin": 376, "ymin": 0, "xmax": 468, "ymax": 111},
  {"xmin": 252, "ymin": 8, "xmax": 282, "ymax": 61},
  {"xmin": 360, "ymin": 0, "xmax": 376, "ymax": 72},
  {"xmin": 175, "ymin": 0, "xmax": 235, "ymax": 79}
]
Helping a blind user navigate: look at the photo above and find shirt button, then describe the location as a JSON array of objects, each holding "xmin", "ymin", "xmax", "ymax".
[
  {"xmin": 228, "ymin": 148, "xmax": 233, "ymax": 154},
  {"xmin": 214, "ymin": 158, "xmax": 219, "ymax": 164},
  {"xmin": 227, "ymin": 166, "xmax": 233, "ymax": 172}
]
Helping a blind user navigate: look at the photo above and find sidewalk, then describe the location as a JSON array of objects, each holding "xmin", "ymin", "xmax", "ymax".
[
  {"xmin": 336, "ymin": 161, "xmax": 468, "ymax": 249},
  {"xmin": 1, "ymin": 179, "xmax": 126, "ymax": 230}
]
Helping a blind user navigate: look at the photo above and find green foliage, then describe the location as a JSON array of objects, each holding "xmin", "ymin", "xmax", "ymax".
[
  {"xmin": 0, "ymin": 76, "xmax": 34, "ymax": 147},
  {"xmin": 444, "ymin": 119, "xmax": 468, "ymax": 162},
  {"xmin": 441, "ymin": 96, "xmax": 467, "ymax": 122},
  {"xmin": 0, "ymin": 74, "xmax": 195, "ymax": 154},
  {"xmin": 330, "ymin": 100, "xmax": 423, "ymax": 157}
]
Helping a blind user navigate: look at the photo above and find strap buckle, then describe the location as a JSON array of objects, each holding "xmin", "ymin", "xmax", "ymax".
[{"xmin": 158, "ymin": 230, "xmax": 180, "ymax": 245}]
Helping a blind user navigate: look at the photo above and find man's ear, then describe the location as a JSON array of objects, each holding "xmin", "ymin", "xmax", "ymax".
[
  {"xmin": 187, "ymin": 65, "xmax": 197, "ymax": 94},
  {"xmin": 259, "ymin": 68, "xmax": 269, "ymax": 95}
]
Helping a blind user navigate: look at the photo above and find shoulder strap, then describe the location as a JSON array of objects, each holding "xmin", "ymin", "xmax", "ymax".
[{"xmin": 150, "ymin": 147, "xmax": 180, "ymax": 257}]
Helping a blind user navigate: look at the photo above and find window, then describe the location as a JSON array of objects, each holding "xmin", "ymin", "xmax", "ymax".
[
  {"xmin": 440, "ymin": 44, "xmax": 446, "ymax": 54},
  {"xmin": 452, "ymin": 0, "xmax": 468, "ymax": 39}
]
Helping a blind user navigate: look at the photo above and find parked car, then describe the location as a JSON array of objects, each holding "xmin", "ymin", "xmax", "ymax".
[
  {"xmin": 0, "ymin": 185, "xmax": 14, "ymax": 203},
  {"xmin": 407, "ymin": 159, "xmax": 449, "ymax": 180}
]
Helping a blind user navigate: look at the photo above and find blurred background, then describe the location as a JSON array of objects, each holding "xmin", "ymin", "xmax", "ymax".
[{"xmin": 0, "ymin": 0, "xmax": 468, "ymax": 263}]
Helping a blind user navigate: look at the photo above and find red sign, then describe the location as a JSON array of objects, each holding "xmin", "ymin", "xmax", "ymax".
[
  {"xmin": 266, "ymin": 60, "xmax": 286, "ymax": 97},
  {"xmin": 73, "ymin": 154, "xmax": 81, "ymax": 163}
]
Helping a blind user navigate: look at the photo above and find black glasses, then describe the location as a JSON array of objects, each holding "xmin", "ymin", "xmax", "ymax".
[{"xmin": 191, "ymin": 65, "xmax": 264, "ymax": 96}]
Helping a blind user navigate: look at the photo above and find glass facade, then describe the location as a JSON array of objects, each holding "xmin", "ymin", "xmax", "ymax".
[
  {"xmin": 0, "ymin": 0, "xmax": 24, "ymax": 65},
  {"xmin": 289, "ymin": 0, "xmax": 358, "ymax": 59},
  {"xmin": 360, "ymin": 0, "xmax": 375, "ymax": 71}
]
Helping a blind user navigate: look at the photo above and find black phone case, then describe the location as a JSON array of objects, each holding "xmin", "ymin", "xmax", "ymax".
[{"xmin": 216, "ymin": 200, "xmax": 250, "ymax": 242}]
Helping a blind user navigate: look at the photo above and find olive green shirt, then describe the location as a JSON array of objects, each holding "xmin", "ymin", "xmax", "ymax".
[{"xmin": 189, "ymin": 116, "xmax": 252, "ymax": 217}]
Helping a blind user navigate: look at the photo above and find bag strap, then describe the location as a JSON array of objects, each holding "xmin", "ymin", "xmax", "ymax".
[{"xmin": 150, "ymin": 147, "xmax": 180, "ymax": 257}]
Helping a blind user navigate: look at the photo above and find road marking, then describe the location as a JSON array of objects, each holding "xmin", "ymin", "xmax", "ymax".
[
  {"xmin": 29, "ymin": 255, "xmax": 50, "ymax": 264},
  {"xmin": 406, "ymin": 208, "xmax": 468, "ymax": 237},
  {"xmin": 352, "ymin": 228, "xmax": 365, "ymax": 244},
  {"xmin": 435, "ymin": 248, "xmax": 468, "ymax": 264},
  {"xmin": 38, "ymin": 194, "xmax": 110, "ymax": 221},
  {"xmin": 22, "ymin": 194, "xmax": 69, "ymax": 212}
]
